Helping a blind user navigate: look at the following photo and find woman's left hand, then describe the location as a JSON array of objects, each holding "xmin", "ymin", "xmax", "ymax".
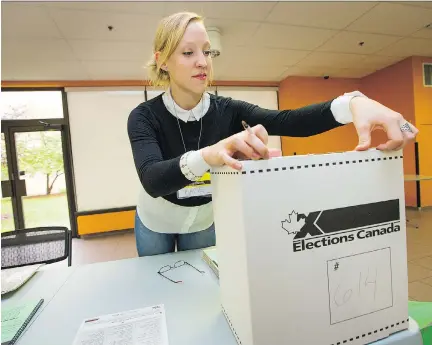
[{"xmin": 350, "ymin": 97, "xmax": 419, "ymax": 151}]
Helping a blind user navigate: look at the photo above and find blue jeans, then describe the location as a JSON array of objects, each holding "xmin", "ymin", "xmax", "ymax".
[{"xmin": 134, "ymin": 213, "xmax": 216, "ymax": 257}]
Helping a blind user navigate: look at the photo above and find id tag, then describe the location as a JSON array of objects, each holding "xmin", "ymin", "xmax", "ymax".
[{"xmin": 177, "ymin": 172, "xmax": 212, "ymax": 199}]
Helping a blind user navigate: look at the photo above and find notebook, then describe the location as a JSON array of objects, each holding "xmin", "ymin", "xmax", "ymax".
[
  {"xmin": 1, "ymin": 299, "xmax": 44, "ymax": 345},
  {"xmin": 202, "ymin": 246, "xmax": 219, "ymax": 278}
]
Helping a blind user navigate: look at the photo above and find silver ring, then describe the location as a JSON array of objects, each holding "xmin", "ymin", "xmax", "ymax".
[{"xmin": 400, "ymin": 122, "xmax": 413, "ymax": 133}]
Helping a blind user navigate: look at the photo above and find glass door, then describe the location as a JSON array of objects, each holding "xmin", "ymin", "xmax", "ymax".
[
  {"xmin": 1, "ymin": 88, "xmax": 76, "ymax": 236},
  {"xmin": 13, "ymin": 129, "xmax": 71, "ymax": 229},
  {"xmin": 1, "ymin": 126, "xmax": 71, "ymax": 232},
  {"xmin": 1, "ymin": 132, "xmax": 16, "ymax": 232}
]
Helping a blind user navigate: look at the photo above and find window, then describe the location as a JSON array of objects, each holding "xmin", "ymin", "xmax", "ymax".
[
  {"xmin": 1, "ymin": 91, "xmax": 64, "ymax": 120},
  {"xmin": 424, "ymin": 63, "xmax": 432, "ymax": 86}
]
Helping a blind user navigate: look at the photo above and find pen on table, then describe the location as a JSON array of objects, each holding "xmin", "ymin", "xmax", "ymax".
[{"xmin": 241, "ymin": 120, "xmax": 253, "ymax": 135}]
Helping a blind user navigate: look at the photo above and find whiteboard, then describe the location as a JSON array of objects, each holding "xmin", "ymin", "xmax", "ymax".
[
  {"xmin": 66, "ymin": 90, "xmax": 145, "ymax": 212},
  {"xmin": 216, "ymin": 87, "xmax": 281, "ymax": 150}
]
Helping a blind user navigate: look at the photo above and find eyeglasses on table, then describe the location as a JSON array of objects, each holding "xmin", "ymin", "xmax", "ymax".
[{"xmin": 157, "ymin": 260, "xmax": 205, "ymax": 283}]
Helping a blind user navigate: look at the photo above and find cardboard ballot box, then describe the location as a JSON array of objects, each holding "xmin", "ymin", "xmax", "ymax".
[{"xmin": 210, "ymin": 149, "xmax": 409, "ymax": 345}]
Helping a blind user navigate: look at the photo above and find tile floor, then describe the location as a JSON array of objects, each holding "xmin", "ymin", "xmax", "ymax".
[
  {"xmin": 47, "ymin": 208, "xmax": 432, "ymax": 301},
  {"xmin": 405, "ymin": 208, "xmax": 432, "ymax": 301}
]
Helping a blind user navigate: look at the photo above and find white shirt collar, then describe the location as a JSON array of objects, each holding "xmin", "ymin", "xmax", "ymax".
[{"xmin": 162, "ymin": 88, "xmax": 211, "ymax": 123}]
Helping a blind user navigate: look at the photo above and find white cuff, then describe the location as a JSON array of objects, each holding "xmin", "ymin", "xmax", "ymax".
[
  {"xmin": 180, "ymin": 150, "xmax": 210, "ymax": 182},
  {"xmin": 331, "ymin": 91, "xmax": 367, "ymax": 124}
]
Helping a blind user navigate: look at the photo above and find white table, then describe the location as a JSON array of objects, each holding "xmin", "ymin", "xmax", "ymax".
[
  {"xmin": 1, "ymin": 250, "xmax": 424, "ymax": 345},
  {"xmin": 1, "ymin": 265, "xmax": 78, "ymax": 333}
]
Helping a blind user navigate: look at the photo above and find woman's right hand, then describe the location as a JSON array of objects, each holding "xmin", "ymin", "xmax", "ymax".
[{"xmin": 200, "ymin": 124, "xmax": 281, "ymax": 170}]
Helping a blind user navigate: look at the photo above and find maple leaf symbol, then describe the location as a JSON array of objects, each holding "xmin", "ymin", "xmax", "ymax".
[{"xmin": 281, "ymin": 210, "xmax": 306, "ymax": 235}]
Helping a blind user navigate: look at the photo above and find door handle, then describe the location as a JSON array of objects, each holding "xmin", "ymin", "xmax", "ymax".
[
  {"xmin": 38, "ymin": 121, "xmax": 62, "ymax": 130},
  {"xmin": 16, "ymin": 179, "xmax": 27, "ymax": 197},
  {"xmin": 1, "ymin": 180, "xmax": 13, "ymax": 198}
]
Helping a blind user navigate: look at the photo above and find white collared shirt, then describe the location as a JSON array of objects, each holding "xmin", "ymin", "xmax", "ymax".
[
  {"xmin": 162, "ymin": 88, "xmax": 211, "ymax": 122},
  {"xmin": 136, "ymin": 89, "xmax": 215, "ymax": 234}
]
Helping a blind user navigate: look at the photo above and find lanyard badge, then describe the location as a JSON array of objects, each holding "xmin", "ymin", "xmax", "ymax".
[{"xmin": 177, "ymin": 172, "xmax": 212, "ymax": 199}]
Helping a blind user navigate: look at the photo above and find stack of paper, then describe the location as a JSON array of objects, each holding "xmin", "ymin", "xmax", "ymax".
[{"xmin": 202, "ymin": 246, "xmax": 219, "ymax": 278}]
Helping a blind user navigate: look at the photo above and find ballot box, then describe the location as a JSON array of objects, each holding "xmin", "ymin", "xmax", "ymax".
[{"xmin": 210, "ymin": 149, "xmax": 409, "ymax": 345}]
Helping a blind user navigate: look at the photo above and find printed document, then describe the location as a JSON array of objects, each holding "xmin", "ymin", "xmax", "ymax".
[{"xmin": 72, "ymin": 304, "xmax": 169, "ymax": 345}]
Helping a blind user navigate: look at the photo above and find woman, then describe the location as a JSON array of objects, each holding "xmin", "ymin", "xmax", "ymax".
[{"xmin": 127, "ymin": 12, "xmax": 418, "ymax": 257}]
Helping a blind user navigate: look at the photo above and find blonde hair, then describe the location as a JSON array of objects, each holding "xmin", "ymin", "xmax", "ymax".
[{"xmin": 147, "ymin": 12, "xmax": 213, "ymax": 87}]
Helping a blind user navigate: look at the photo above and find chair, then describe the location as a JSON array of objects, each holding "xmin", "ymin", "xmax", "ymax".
[{"xmin": 1, "ymin": 226, "xmax": 72, "ymax": 269}]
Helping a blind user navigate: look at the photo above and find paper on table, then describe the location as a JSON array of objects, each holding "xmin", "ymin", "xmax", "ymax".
[
  {"xmin": 72, "ymin": 304, "xmax": 169, "ymax": 345},
  {"xmin": 1, "ymin": 264, "xmax": 44, "ymax": 295}
]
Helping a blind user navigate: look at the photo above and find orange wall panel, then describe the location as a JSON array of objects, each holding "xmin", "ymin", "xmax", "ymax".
[
  {"xmin": 279, "ymin": 76, "xmax": 361, "ymax": 156},
  {"xmin": 412, "ymin": 57, "xmax": 432, "ymax": 206},
  {"xmin": 360, "ymin": 58, "xmax": 416, "ymax": 123},
  {"xmin": 412, "ymin": 57, "xmax": 432, "ymax": 125},
  {"xmin": 360, "ymin": 57, "xmax": 417, "ymax": 207},
  {"xmin": 416, "ymin": 125, "xmax": 432, "ymax": 206},
  {"xmin": 77, "ymin": 210, "xmax": 135, "ymax": 235},
  {"xmin": 277, "ymin": 56, "xmax": 429, "ymax": 207}
]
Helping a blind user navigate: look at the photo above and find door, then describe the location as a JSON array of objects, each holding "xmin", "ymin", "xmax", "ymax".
[
  {"xmin": 1, "ymin": 132, "xmax": 16, "ymax": 231},
  {"xmin": 1, "ymin": 126, "xmax": 71, "ymax": 232}
]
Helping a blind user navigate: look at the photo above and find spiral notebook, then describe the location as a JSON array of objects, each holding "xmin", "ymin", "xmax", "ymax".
[{"xmin": 1, "ymin": 299, "xmax": 44, "ymax": 345}]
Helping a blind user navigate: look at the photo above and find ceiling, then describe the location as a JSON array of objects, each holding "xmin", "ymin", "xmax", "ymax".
[{"xmin": 2, "ymin": 1, "xmax": 432, "ymax": 82}]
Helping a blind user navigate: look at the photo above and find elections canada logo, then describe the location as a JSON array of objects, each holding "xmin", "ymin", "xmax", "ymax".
[
  {"xmin": 281, "ymin": 210, "xmax": 306, "ymax": 235},
  {"xmin": 281, "ymin": 199, "xmax": 401, "ymax": 253}
]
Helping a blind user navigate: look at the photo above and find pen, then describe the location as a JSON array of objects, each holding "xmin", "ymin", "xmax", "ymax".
[
  {"xmin": 241, "ymin": 120, "xmax": 273, "ymax": 160},
  {"xmin": 241, "ymin": 120, "xmax": 253, "ymax": 135}
]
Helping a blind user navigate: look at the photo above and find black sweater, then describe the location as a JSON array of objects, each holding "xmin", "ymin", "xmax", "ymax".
[{"xmin": 127, "ymin": 93, "xmax": 343, "ymax": 207}]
